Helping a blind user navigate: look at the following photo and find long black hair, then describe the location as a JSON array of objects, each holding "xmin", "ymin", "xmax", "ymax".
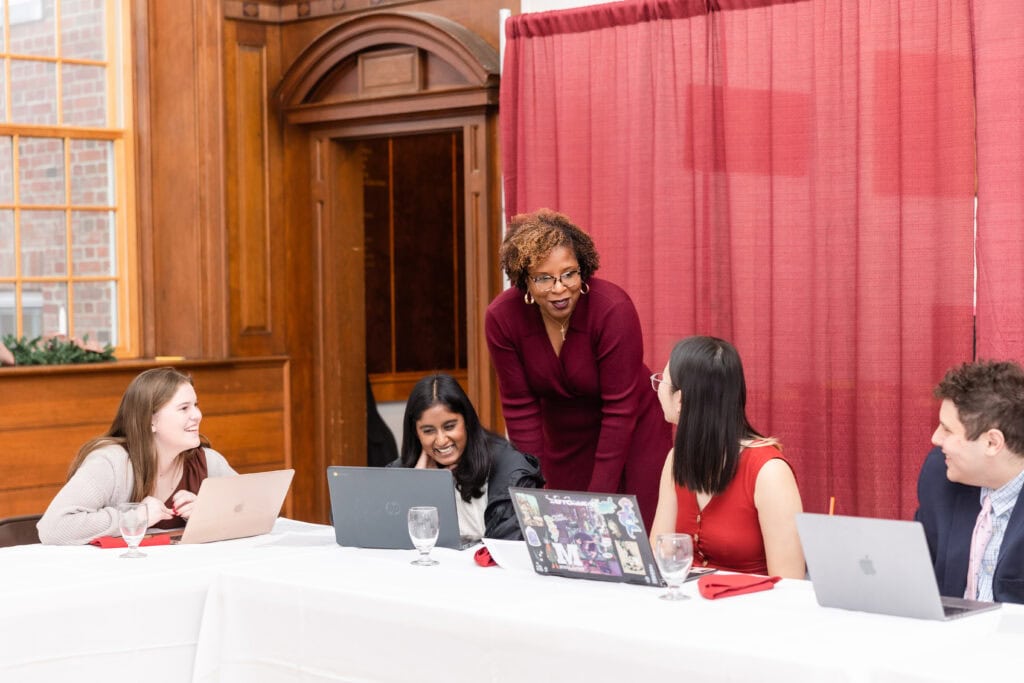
[
  {"xmin": 400, "ymin": 374, "xmax": 491, "ymax": 501},
  {"xmin": 668, "ymin": 336, "xmax": 769, "ymax": 494}
]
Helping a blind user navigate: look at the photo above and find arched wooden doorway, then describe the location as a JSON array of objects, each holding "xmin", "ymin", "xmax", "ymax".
[{"xmin": 275, "ymin": 12, "xmax": 504, "ymax": 476}]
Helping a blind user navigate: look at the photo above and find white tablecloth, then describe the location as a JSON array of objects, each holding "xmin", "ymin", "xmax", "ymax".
[
  {"xmin": 0, "ymin": 519, "xmax": 330, "ymax": 683},
  {"xmin": 192, "ymin": 531, "xmax": 1024, "ymax": 683},
  {"xmin": 5, "ymin": 521, "xmax": 1023, "ymax": 683}
]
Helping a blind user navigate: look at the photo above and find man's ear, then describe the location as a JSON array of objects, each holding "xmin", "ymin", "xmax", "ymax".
[{"xmin": 984, "ymin": 428, "xmax": 1006, "ymax": 456}]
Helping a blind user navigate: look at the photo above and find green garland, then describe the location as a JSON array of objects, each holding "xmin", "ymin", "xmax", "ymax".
[{"xmin": 2, "ymin": 334, "xmax": 117, "ymax": 365}]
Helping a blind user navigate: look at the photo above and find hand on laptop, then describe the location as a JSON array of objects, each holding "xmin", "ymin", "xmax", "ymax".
[
  {"xmin": 170, "ymin": 490, "xmax": 198, "ymax": 520},
  {"xmin": 142, "ymin": 496, "xmax": 174, "ymax": 525}
]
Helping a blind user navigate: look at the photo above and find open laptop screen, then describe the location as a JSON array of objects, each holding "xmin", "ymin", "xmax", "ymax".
[{"xmin": 509, "ymin": 487, "xmax": 663, "ymax": 586}]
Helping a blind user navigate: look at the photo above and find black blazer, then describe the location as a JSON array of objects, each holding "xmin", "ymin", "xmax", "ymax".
[{"xmin": 915, "ymin": 446, "xmax": 1024, "ymax": 604}]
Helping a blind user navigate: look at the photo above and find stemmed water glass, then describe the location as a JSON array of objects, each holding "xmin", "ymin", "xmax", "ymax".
[
  {"xmin": 407, "ymin": 506, "xmax": 440, "ymax": 566},
  {"xmin": 654, "ymin": 533, "xmax": 694, "ymax": 600},
  {"xmin": 118, "ymin": 502, "xmax": 149, "ymax": 559}
]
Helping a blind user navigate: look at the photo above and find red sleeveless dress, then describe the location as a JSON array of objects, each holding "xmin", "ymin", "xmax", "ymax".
[{"xmin": 674, "ymin": 445, "xmax": 791, "ymax": 575}]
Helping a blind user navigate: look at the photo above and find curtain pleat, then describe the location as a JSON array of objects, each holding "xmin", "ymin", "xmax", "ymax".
[{"xmin": 973, "ymin": 0, "xmax": 1024, "ymax": 361}]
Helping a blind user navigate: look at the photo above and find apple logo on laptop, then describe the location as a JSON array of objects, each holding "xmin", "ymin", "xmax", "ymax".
[
  {"xmin": 385, "ymin": 501, "xmax": 401, "ymax": 516},
  {"xmin": 859, "ymin": 555, "xmax": 876, "ymax": 575},
  {"xmin": 234, "ymin": 503, "xmax": 244, "ymax": 514}
]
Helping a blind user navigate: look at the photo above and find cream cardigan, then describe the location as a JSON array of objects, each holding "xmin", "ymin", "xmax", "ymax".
[{"xmin": 37, "ymin": 443, "xmax": 236, "ymax": 545}]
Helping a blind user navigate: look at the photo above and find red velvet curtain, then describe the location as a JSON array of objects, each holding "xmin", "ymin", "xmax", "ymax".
[
  {"xmin": 501, "ymin": 0, "xmax": 976, "ymax": 520},
  {"xmin": 974, "ymin": 1, "xmax": 1024, "ymax": 361}
]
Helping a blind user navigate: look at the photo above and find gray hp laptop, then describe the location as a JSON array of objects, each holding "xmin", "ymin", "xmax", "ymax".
[
  {"xmin": 326, "ymin": 466, "xmax": 477, "ymax": 550},
  {"xmin": 797, "ymin": 513, "xmax": 1001, "ymax": 620}
]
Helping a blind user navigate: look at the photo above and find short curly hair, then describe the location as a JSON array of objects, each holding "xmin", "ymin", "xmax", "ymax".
[
  {"xmin": 935, "ymin": 360, "xmax": 1024, "ymax": 455},
  {"xmin": 499, "ymin": 209, "xmax": 600, "ymax": 291}
]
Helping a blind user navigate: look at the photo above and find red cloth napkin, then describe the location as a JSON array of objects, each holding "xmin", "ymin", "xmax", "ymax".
[
  {"xmin": 698, "ymin": 573, "xmax": 781, "ymax": 599},
  {"xmin": 90, "ymin": 534, "xmax": 173, "ymax": 549},
  {"xmin": 474, "ymin": 546, "xmax": 497, "ymax": 567}
]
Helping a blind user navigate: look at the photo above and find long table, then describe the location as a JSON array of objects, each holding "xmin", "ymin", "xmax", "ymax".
[
  {"xmin": 4, "ymin": 522, "xmax": 1023, "ymax": 682},
  {"xmin": 192, "ymin": 529, "xmax": 1024, "ymax": 683}
]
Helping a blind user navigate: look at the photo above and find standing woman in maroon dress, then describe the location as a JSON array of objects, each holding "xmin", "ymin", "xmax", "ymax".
[{"xmin": 485, "ymin": 209, "xmax": 671, "ymax": 527}]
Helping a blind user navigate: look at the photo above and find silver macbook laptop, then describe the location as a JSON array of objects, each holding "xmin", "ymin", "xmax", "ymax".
[
  {"xmin": 797, "ymin": 513, "xmax": 1001, "ymax": 620},
  {"xmin": 172, "ymin": 469, "xmax": 294, "ymax": 544},
  {"xmin": 327, "ymin": 466, "xmax": 477, "ymax": 550}
]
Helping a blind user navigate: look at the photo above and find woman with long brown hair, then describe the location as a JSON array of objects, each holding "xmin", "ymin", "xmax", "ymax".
[{"xmin": 38, "ymin": 367, "xmax": 237, "ymax": 545}]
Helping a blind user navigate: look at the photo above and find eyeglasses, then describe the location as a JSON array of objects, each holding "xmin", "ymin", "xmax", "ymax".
[
  {"xmin": 529, "ymin": 269, "xmax": 581, "ymax": 292},
  {"xmin": 650, "ymin": 372, "xmax": 669, "ymax": 392}
]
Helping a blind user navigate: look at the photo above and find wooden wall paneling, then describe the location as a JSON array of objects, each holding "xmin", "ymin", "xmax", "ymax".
[
  {"xmin": 225, "ymin": 20, "xmax": 282, "ymax": 357},
  {"xmin": 462, "ymin": 114, "xmax": 504, "ymax": 432},
  {"xmin": 324, "ymin": 138, "xmax": 368, "ymax": 471},
  {"xmin": 0, "ymin": 359, "xmax": 292, "ymax": 518},
  {"xmin": 144, "ymin": 0, "xmax": 228, "ymax": 358},
  {"xmin": 279, "ymin": 129, "xmax": 328, "ymax": 523},
  {"xmin": 132, "ymin": 0, "xmax": 157, "ymax": 358}
]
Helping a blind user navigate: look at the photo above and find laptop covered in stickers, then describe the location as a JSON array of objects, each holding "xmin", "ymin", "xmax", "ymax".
[{"xmin": 508, "ymin": 487, "xmax": 665, "ymax": 586}]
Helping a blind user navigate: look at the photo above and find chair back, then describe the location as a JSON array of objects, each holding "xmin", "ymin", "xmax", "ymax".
[{"xmin": 0, "ymin": 514, "xmax": 42, "ymax": 547}]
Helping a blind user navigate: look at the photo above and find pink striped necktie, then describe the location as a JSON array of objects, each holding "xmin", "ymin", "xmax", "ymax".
[{"xmin": 965, "ymin": 495, "xmax": 993, "ymax": 601}]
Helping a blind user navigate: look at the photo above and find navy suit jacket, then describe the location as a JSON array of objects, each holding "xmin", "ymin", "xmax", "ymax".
[{"xmin": 915, "ymin": 446, "xmax": 1024, "ymax": 604}]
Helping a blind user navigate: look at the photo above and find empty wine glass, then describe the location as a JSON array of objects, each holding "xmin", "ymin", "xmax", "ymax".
[
  {"xmin": 408, "ymin": 506, "xmax": 439, "ymax": 566},
  {"xmin": 654, "ymin": 533, "xmax": 693, "ymax": 600},
  {"xmin": 118, "ymin": 502, "xmax": 149, "ymax": 559}
]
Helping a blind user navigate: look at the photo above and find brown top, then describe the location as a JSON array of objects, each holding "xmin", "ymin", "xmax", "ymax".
[{"xmin": 152, "ymin": 448, "xmax": 208, "ymax": 530}]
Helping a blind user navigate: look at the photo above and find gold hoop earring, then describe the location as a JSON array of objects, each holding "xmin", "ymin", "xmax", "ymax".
[
  {"xmin": 580, "ymin": 281, "xmax": 590, "ymax": 294},
  {"xmin": 524, "ymin": 291, "xmax": 535, "ymax": 305}
]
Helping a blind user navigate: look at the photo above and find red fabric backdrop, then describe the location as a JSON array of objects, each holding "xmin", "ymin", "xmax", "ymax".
[
  {"xmin": 501, "ymin": 0, "xmax": 976, "ymax": 520},
  {"xmin": 974, "ymin": 1, "xmax": 1024, "ymax": 362}
]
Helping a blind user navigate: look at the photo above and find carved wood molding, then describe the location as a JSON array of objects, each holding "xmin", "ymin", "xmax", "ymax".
[
  {"xmin": 274, "ymin": 11, "xmax": 499, "ymax": 116},
  {"xmin": 224, "ymin": 0, "xmax": 428, "ymax": 24}
]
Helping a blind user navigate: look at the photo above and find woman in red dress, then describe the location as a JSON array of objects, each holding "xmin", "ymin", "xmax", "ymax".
[
  {"xmin": 485, "ymin": 209, "xmax": 670, "ymax": 527},
  {"xmin": 649, "ymin": 336, "xmax": 805, "ymax": 578}
]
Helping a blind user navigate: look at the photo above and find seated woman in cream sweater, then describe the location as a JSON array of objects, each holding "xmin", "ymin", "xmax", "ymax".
[{"xmin": 38, "ymin": 367, "xmax": 237, "ymax": 545}]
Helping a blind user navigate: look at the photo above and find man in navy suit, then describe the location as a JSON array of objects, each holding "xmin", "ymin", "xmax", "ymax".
[{"xmin": 916, "ymin": 360, "xmax": 1024, "ymax": 604}]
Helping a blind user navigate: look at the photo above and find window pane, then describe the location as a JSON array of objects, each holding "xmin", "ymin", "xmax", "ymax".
[
  {"xmin": 25, "ymin": 281, "xmax": 66, "ymax": 336},
  {"xmin": 0, "ymin": 283, "xmax": 13, "ymax": 336},
  {"xmin": 19, "ymin": 137, "xmax": 65, "ymax": 205},
  {"xmin": 0, "ymin": 282, "xmax": 15, "ymax": 335},
  {"xmin": 20, "ymin": 209, "xmax": 65, "ymax": 276},
  {"xmin": 62, "ymin": 63, "xmax": 106, "ymax": 126},
  {"xmin": 72, "ymin": 279, "xmax": 114, "ymax": 345},
  {"xmin": 0, "ymin": 64, "xmax": 7, "ymax": 123},
  {"xmin": 71, "ymin": 210, "xmax": 113, "ymax": 276},
  {"xmin": 69, "ymin": 139, "xmax": 112, "ymax": 204},
  {"xmin": 9, "ymin": 0, "xmax": 57, "ymax": 56},
  {"xmin": 60, "ymin": 0, "xmax": 105, "ymax": 60},
  {"xmin": 0, "ymin": 209, "xmax": 13, "ymax": 276},
  {"xmin": 10, "ymin": 59, "xmax": 57, "ymax": 124},
  {"xmin": 0, "ymin": 137, "xmax": 13, "ymax": 203}
]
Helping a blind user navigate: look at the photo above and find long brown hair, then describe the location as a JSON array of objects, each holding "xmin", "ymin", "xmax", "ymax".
[{"xmin": 68, "ymin": 367, "xmax": 209, "ymax": 502}]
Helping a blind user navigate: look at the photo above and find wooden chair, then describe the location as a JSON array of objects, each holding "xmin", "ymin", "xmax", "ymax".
[{"xmin": 0, "ymin": 514, "xmax": 42, "ymax": 547}]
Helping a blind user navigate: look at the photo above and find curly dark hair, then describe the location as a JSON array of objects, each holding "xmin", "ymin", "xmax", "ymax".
[
  {"xmin": 935, "ymin": 360, "xmax": 1024, "ymax": 454},
  {"xmin": 499, "ymin": 209, "xmax": 600, "ymax": 291}
]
